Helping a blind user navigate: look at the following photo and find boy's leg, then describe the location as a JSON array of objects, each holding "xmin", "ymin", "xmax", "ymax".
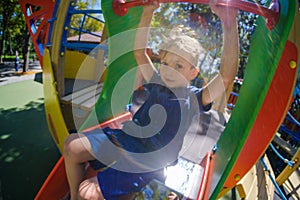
[
  {"xmin": 64, "ymin": 133, "xmax": 95, "ymax": 200},
  {"xmin": 79, "ymin": 176, "xmax": 137, "ymax": 200}
]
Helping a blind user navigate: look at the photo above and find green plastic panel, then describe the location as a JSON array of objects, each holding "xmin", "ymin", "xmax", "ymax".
[
  {"xmin": 80, "ymin": 1, "xmax": 143, "ymax": 130},
  {"xmin": 209, "ymin": 0, "xmax": 296, "ymax": 198}
]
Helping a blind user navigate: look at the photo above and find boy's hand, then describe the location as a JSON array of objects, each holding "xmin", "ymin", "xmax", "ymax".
[
  {"xmin": 143, "ymin": 0, "xmax": 159, "ymax": 13},
  {"xmin": 209, "ymin": 0, "xmax": 238, "ymax": 27}
]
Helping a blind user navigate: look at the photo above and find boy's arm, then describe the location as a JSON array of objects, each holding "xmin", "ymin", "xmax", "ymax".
[
  {"xmin": 202, "ymin": 6, "xmax": 239, "ymax": 106},
  {"xmin": 134, "ymin": 3, "xmax": 159, "ymax": 82}
]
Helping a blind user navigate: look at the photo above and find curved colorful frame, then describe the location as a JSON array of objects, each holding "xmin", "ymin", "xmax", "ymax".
[{"xmin": 18, "ymin": 0, "xmax": 298, "ymax": 198}]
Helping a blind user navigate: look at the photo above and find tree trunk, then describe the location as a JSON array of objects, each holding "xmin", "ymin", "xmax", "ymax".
[
  {"xmin": 0, "ymin": 13, "xmax": 8, "ymax": 63},
  {"xmin": 0, "ymin": 35, "xmax": 4, "ymax": 63},
  {"xmin": 22, "ymin": 27, "xmax": 30, "ymax": 72}
]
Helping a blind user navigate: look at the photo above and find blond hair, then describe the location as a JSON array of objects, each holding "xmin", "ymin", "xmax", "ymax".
[{"xmin": 159, "ymin": 25, "xmax": 203, "ymax": 68}]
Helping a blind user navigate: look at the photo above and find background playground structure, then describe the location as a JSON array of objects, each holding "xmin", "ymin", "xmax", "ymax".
[{"xmin": 16, "ymin": 0, "xmax": 300, "ymax": 199}]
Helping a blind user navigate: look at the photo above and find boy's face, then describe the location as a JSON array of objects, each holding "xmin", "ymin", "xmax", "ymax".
[{"xmin": 160, "ymin": 52, "xmax": 198, "ymax": 88}]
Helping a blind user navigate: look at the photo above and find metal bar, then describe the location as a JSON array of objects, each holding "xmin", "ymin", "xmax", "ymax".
[{"xmin": 113, "ymin": 0, "xmax": 279, "ymax": 29}]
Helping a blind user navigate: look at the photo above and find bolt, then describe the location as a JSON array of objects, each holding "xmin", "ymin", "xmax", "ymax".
[{"xmin": 290, "ymin": 60, "xmax": 297, "ymax": 69}]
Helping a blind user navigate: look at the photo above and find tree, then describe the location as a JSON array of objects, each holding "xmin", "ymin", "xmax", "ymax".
[
  {"xmin": 11, "ymin": 2, "xmax": 30, "ymax": 72},
  {"xmin": 69, "ymin": 0, "xmax": 104, "ymax": 37},
  {"xmin": 21, "ymin": 25, "xmax": 31, "ymax": 72},
  {"xmin": 0, "ymin": 0, "xmax": 32, "ymax": 72},
  {"xmin": 0, "ymin": 0, "xmax": 20, "ymax": 63}
]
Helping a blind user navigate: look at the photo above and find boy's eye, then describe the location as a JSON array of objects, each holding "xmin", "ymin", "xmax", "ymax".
[
  {"xmin": 175, "ymin": 64, "xmax": 183, "ymax": 69},
  {"xmin": 161, "ymin": 62, "xmax": 183, "ymax": 70}
]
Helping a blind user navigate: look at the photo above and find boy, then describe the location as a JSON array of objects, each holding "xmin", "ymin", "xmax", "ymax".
[{"xmin": 63, "ymin": 1, "xmax": 238, "ymax": 200}]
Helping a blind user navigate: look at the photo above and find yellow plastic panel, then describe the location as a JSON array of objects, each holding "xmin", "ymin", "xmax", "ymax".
[
  {"xmin": 43, "ymin": 49, "xmax": 69, "ymax": 153},
  {"xmin": 64, "ymin": 50, "xmax": 97, "ymax": 80}
]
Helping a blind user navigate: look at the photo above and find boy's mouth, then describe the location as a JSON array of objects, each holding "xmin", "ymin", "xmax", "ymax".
[
  {"xmin": 164, "ymin": 80, "xmax": 176, "ymax": 87},
  {"xmin": 164, "ymin": 78, "xmax": 175, "ymax": 83}
]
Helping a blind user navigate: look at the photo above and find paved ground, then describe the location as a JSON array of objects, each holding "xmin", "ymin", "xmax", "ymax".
[{"xmin": 0, "ymin": 61, "xmax": 42, "ymax": 86}]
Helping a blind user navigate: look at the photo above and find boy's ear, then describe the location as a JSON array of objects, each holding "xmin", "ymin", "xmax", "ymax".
[{"xmin": 190, "ymin": 67, "xmax": 199, "ymax": 80}]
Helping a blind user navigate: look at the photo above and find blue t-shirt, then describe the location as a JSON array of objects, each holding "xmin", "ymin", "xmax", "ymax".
[{"xmin": 104, "ymin": 73, "xmax": 211, "ymax": 161}]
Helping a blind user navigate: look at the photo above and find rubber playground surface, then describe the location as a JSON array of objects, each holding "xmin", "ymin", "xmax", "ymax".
[{"xmin": 0, "ymin": 62, "xmax": 61, "ymax": 199}]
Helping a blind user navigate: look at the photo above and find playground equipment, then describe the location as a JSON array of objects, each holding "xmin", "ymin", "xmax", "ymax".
[
  {"xmin": 18, "ymin": 0, "xmax": 299, "ymax": 199},
  {"xmin": 112, "ymin": 0, "xmax": 280, "ymax": 30}
]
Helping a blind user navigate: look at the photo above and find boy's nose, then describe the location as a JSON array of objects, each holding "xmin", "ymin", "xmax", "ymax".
[{"xmin": 164, "ymin": 66, "xmax": 176, "ymax": 76}]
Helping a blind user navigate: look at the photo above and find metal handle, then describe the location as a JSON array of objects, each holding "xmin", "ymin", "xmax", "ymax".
[{"xmin": 112, "ymin": 0, "xmax": 280, "ymax": 30}]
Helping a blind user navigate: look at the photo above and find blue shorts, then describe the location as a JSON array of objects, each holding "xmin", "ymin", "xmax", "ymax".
[
  {"xmin": 97, "ymin": 167, "xmax": 164, "ymax": 199},
  {"xmin": 83, "ymin": 127, "xmax": 165, "ymax": 199}
]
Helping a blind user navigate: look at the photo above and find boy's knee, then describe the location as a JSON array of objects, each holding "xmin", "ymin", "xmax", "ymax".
[
  {"xmin": 63, "ymin": 133, "xmax": 94, "ymax": 162},
  {"xmin": 63, "ymin": 133, "xmax": 79, "ymax": 157}
]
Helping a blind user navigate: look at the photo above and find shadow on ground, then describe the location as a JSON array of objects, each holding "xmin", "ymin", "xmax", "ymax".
[{"xmin": 0, "ymin": 100, "xmax": 61, "ymax": 200}]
